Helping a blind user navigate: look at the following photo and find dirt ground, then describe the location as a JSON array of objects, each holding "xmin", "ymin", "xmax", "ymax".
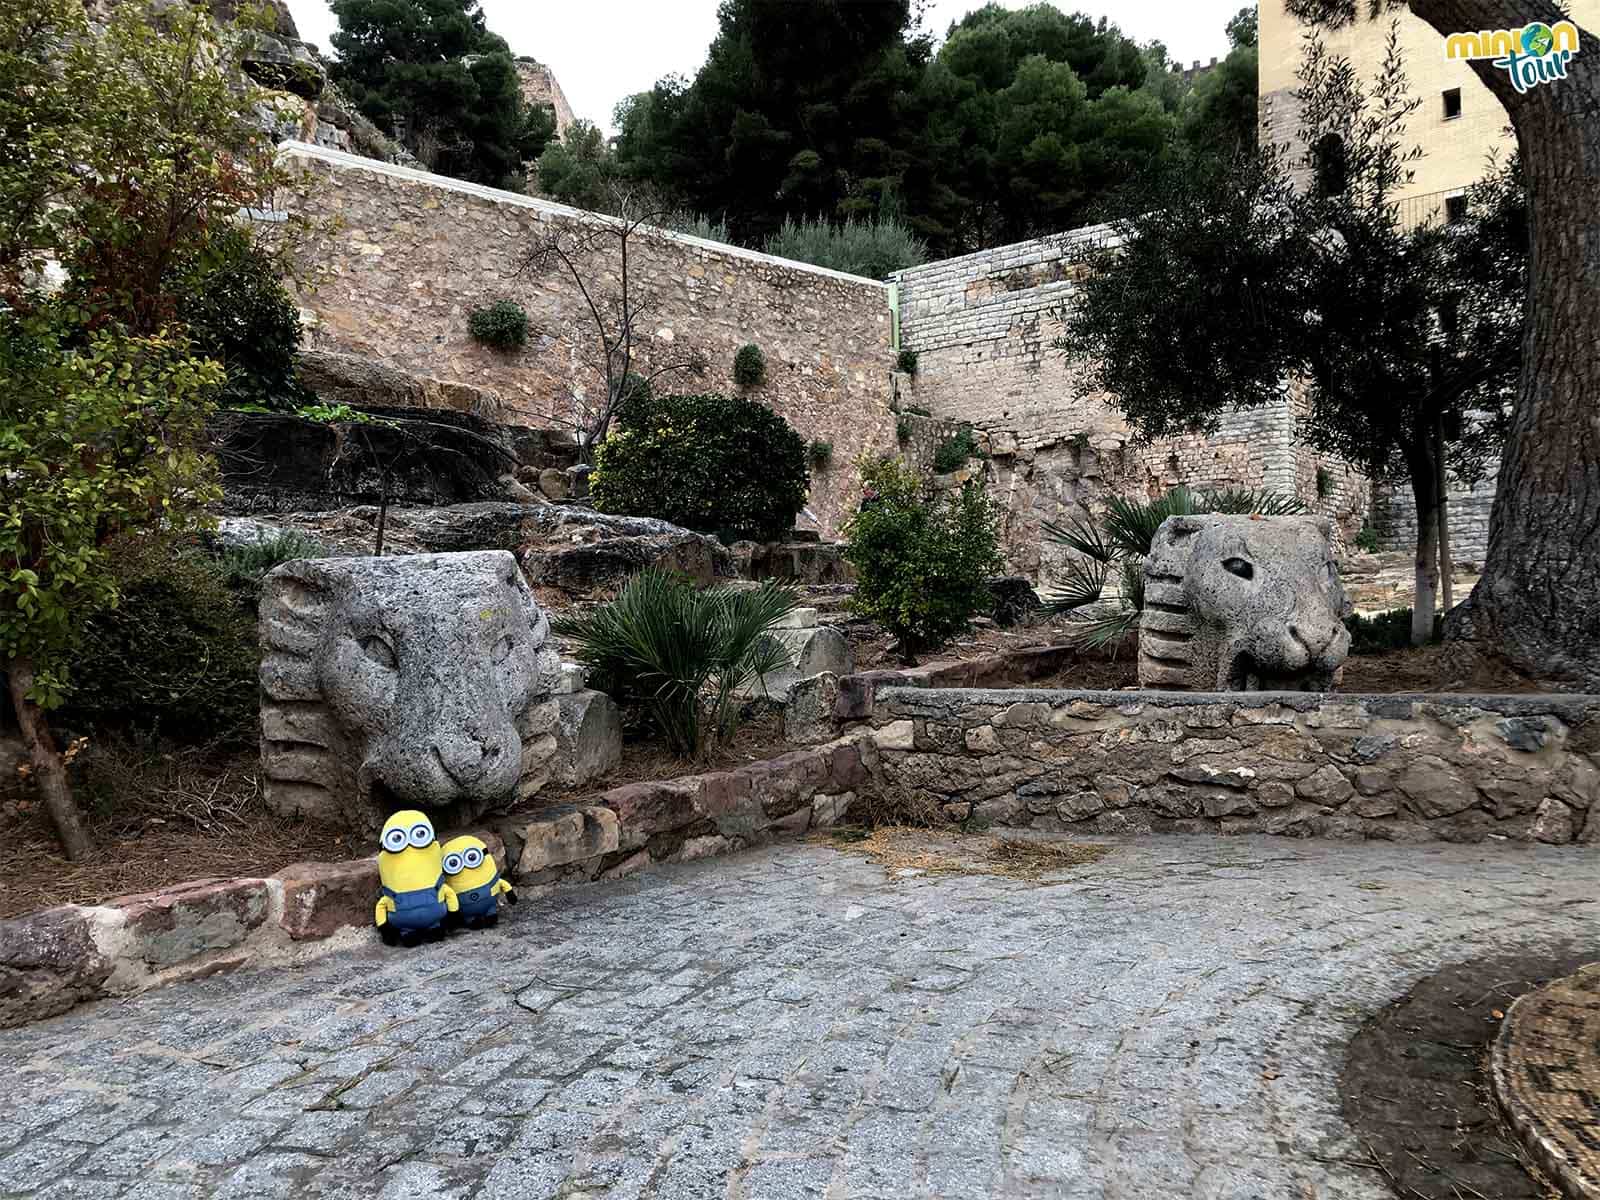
[
  {"xmin": 0, "ymin": 745, "xmax": 344, "ymax": 920},
  {"xmin": 1340, "ymin": 949, "xmax": 1589, "ymax": 1199},
  {"xmin": 1025, "ymin": 637, "xmax": 1548, "ymax": 695}
]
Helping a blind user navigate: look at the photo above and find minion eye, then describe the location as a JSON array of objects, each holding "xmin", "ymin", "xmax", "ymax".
[
  {"xmin": 464, "ymin": 848, "xmax": 484, "ymax": 868},
  {"xmin": 408, "ymin": 822, "xmax": 433, "ymax": 848},
  {"xmin": 442, "ymin": 853, "xmax": 463, "ymax": 875},
  {"xmin": 382, "ymin": 828, "xmax": 408, "ymax": 852}
]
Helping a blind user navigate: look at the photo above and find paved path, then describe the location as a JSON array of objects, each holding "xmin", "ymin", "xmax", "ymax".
[{"xmin": 2, "ymin": 835, "xmax": 1596, "ymax": 1200}]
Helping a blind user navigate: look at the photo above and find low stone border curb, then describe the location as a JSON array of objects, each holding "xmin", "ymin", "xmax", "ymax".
[
  {"xmin": 0, "ymin": 830, "xmax": 502, "ymax": 1031},
  {"xmin": 495, "ymin": 732, "xmax": 878, "ymax": 887},
  {"xmin": 0, "ymin": 731, "xmax": 881, "ymax": 1030},
  {"xmin": 1492, "ymin": 962, "xmax": 1600, "ymax": 1199}
]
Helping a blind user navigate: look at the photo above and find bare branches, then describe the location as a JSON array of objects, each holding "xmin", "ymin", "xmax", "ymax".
[{"xmin": 515, "ymin": 184, "xmax": 707, "ymax": 458}]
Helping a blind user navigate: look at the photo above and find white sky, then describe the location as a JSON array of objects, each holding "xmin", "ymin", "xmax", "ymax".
[{"xmin": 281, "ymin": 0, "xmax": 1241, "ymax": 134}]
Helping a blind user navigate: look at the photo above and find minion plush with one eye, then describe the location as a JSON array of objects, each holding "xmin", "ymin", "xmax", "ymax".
[
  {"xmin": 440, "ymin": 835, "xmax": 515, "ymax": 929},
  {"xmin": 375, "ymin": 810, "xmax": 459, "ymax": 946}
]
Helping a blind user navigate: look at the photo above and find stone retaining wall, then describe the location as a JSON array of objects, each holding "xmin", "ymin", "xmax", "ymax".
[
  {"xmin": 279, "ymin": 142, "xmax": 898, "ymax": 538},
  {"xmin": 863, "ymin": 688, "xmax": 1600, "ymax": 845}
]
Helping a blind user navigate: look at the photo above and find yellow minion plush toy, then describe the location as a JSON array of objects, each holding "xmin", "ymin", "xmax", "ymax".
[
  {"xmin": 440, "ymin": 835, "xmax": 515, "ymax": 929},
  {"xmin": 375, "ymin": 810, "xmax": 459, "ymax": 946}
]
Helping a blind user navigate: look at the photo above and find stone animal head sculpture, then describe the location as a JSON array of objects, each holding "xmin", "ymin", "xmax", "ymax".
[
  {"xmin": 260, "ymin": 551, "xmax": 561, "ymax": 830},
  {"xmin": 1138, "ymin": 514, "xmax": 1352, "ymax": 692}
]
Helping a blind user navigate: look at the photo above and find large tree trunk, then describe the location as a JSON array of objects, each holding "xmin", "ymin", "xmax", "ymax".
[
  {"xmin": 6, "ymin": 658, "xmax": 91, "ymax": 861},
  {"xmin": 1411, "ymin": 0, "xmax": 1600, "ymax": 688}
]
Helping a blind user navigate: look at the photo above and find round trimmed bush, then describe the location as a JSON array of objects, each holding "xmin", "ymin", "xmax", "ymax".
[
  {"xmin": 591, "ymin": 391, "xmax": 808, "ymax": 541},
  {"xmin": 468, "ymin": 299, "xmax": 529, "ymax": 351},
  {"xmin": 733, "ymin": 342, "xmax": 766, "ymax": 389}
]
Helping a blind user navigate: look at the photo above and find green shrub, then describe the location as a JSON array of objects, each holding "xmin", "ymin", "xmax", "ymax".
[
  {"xmin": 764, "ymin": 215, "xmax": 929, "ymax": 278},
  {"xmin": 660, "ymin": 210, "xmax": 731, "ymax": 243},
  {"xmin": 170, "ymin": 227, "xmax": 310, "ymax": 411},
  {"xmin": 932, "ymin": 424, "xmax": 980, "ymax": 473},
  {"xmin": 896, "ymin": 416, "xmax": 913, "ymax": 444},
  {"xmin": 216, "ymin": 531, "xmax": 329, "ymax": 593},
  {"xmin": 733, "ymin": 342, "xmax": 766, "ymax": 389},
  {"xmin": 1354, "ymin": 518, "xmax": 1380, "ymax": 553},
  {"xmin": 591, "ymin": 391, "xmax": 808, "ymax": 541},
  {"xmin": 1345, "ymin": 608, "xmax": 1441, "ymax": 654},
  {"xmin": 467, "ymin": 299, "xmax": 529, "ymax": 350},
  {"xmin": 58, "ymin": 538, "xmax": 259, "ymax": 746},
  {"xmin": 844, "ymin": 457, "xmax": 1003, "ymax": 657},
  {"xmin": 896, "ymin": 348, "xmax": 919, "ymax": 375},
  {"xmin": 553, "ymin": 570, "xmax": 798, "ymax": 757},
  {"xmin": 808, "ymin": 440, "xmax": 833, "ymax": 470}
]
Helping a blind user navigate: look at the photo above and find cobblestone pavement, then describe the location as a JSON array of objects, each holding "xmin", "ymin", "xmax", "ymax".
[{"xmin": 3, "ymin": 835, "xmax": 1597, "ymax": 1200}]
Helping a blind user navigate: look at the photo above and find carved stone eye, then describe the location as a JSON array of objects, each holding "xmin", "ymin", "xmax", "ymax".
[
  {"xmin": 360, "ymin": 635, "xmax": 397, "ymax": 669},
  {"xmin": 1222, "ymin": 557, "xmax": 1254, "ymax": 580}
]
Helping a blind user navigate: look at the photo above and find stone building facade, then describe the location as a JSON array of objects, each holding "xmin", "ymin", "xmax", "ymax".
[
  {"xmin": 278, "ymin": 143, "xmax": 898, "ymax": 538},
  {"xmin": 1257, "ymin": 0, "xmax": 1599, "ymax": 567},
  {"xmin": 890, "ymin": 232, "xmax": 1370, "ymax": 583}
]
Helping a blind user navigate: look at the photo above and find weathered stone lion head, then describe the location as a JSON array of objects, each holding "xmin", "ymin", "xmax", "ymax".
[
  {"xmin": 260, "ymin": 551, "xmax": 561, "ymax": 830},
  {"xmin": 1139, "ymin": 514, "xmax": 1352, "ymax": 692}
]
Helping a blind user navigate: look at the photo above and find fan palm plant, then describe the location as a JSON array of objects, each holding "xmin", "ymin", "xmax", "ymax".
[
  {"xmin": 1041, "ymin": 486, "xmax": 1307, "ymax": 649},
  {"xmin": 553, "ymin": 571, "xmax": 798, "ymax": 758}
]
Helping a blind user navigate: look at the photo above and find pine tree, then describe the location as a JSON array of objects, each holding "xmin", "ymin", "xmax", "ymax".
[{"xmin": 329, "ymin": 0, "xmax": 551, "ymax": 188}]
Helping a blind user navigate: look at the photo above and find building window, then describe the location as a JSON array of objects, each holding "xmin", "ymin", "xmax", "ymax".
[
  {"xmin": 1445, "ymin": 193, "xmax": 1468, "ymax": 224},
  {"xmin": 1443, "ymin": 88, "xmax": 1462, "ymax": 119},
  {"xmin": 1313, "ymin": 133, "xmax": 1347, "ymax": 197}
]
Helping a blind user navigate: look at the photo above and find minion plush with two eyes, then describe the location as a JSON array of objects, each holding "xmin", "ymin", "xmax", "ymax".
[
  {"xmin": 375, "ymin": 810, "xmax": 459, "ymax": 946},
  {"xmin": 440, "ymin": 835, "xmax": 515, "ymax": 929}
]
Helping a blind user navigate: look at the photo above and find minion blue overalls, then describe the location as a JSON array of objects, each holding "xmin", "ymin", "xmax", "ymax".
[
  {"xmin": 380, "ymin": 874, "xmax": 451, "ymax": 934},
  {"xmin": 454, "ymin": 871, "xmax": 503, "ymax": 922}
]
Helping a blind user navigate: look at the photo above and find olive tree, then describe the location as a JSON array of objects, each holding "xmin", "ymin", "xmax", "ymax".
[
  {"xmin": 1056, "ymin": 30, "xmax": 1525, "ymax": 647},
  {"xmin": 1284, "ymin": 0, "xmax": 1599, "ymax": 687}
]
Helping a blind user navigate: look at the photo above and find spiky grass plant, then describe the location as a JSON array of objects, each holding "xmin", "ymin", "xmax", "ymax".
[{"xmin": 553, "ymin": 570, "xmax": 799, "ymax": 758}]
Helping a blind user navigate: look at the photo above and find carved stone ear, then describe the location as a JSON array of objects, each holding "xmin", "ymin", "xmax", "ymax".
[{"xmin": 1158, "ymin": 515, "xmax": 1203, "ymax": 541}]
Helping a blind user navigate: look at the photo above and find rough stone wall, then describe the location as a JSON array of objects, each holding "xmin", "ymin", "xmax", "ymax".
[
  {"xmin": 515, "ymin": 59, "xmax": 576, "ymax": 139},
  {"xmin": 1372, "ymin": 468, "xmax": 1498, "ymax": 566},
  {"xmin": 866, "ymin": 687, "xmax": 1600, "ymax": 846},
  {"xmin": 280, "ymin": 142, "xmax": 897, "ymax": 538},
  {"xmin": 891, "ymin": 233, "xmax": 1372, "ymax": 583}
]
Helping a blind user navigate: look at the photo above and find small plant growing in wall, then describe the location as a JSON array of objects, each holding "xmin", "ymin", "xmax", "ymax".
[
  {"xmin": 896, "ymin": 416, "xmax": 913, "ymax": 444},
  {"xmin": 1316, "ymin": 466, "xmax": 1334, "ymax": 499},
  {"xmin": 468, "ymin": 299, "xmax": 529, "ymax": 351},
  {"xmin": 932, "ymin": 424, "xmax": 981, "ymax": 474},
  {"xmin": 1355, "ymin": 516, "xmax": 1380, "ymax": 554},
  {"xmin": 809, "ymin": 440, "xmax": 834, "ymax": 470},
  {"xmin": 733, "ymin": 343, "xmax": 767, "ymax": 389},
  {"xmin": 896, "ymin": 348, "xmax": 919, "ymax": 376}
]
